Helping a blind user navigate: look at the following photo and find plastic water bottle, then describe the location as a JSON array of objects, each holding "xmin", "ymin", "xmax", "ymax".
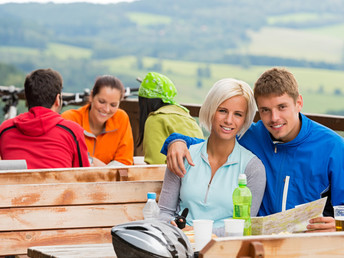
[
  {"xmin": 143, "ymin": 192, "xmax": 160, "ymax": 220},
  {"xmin": 232, "ymin": 174, "xmax": 252, "ymax": 235}
]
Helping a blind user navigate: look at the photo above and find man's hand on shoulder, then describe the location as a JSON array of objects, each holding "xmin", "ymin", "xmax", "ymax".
[
  {"xmin": 306, "ymin": 216, "xmax": 336, "ymax": 233},
  {"xmin": 166, "ymin": 141, "xmax": 193, "ymax": 178}
]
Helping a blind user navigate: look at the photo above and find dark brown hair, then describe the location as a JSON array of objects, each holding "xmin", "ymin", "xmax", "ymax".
[
  {"xmin": 254, "ymin": 67, "xmax": 299, "ymax": 102},
  {"xmin": 24, "ymin": 68, "xmax": 63, "ymax": 109},
  {"xmin": 92, "ymin": 75, "xmax": 125, "ymax": 99}
]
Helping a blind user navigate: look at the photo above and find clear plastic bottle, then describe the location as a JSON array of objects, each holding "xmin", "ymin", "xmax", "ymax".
[
  {"xmin": 142, "ymin": 192, "xmax": 160, "ymax": 220},
  {"xmin": 232, "ymin": 174, "xmax": 252, "ymax": 235}
]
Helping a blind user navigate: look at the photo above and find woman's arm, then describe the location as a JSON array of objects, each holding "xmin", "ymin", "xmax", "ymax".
[
  {"xmin": 245, "ymin": 156, "xmax": 266, "ymax": 216},
  {"xmin": 158, "ymin": 167, "xmax": 182, "ymax": 223}
]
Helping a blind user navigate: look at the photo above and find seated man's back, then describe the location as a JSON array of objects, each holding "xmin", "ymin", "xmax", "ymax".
[
  {"xmin": 0, "ymin": 68, "xmax": 89, "ymax": 169},
  {"xmin": 0, "ymin": 106, "xmax": 89, "ymax": 169}
]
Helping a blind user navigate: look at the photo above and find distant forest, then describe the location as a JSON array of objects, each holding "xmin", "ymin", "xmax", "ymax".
[
  {"xmin": 1, "ymin": 0, "xmax": 344, "ymax": 66},
  {"xmin": 1, "ymin": 0, "xmax": 344, "ymax": 119}
]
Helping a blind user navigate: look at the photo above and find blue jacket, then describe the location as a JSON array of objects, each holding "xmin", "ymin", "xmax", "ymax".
[{"xmin": 161, "ymin": 113, "xmax": 344, "ymax": 216}]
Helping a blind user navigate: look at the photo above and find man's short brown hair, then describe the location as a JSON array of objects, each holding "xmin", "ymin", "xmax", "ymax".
[
  {"xmin": 254, "ymin": 67, "xmax": 299, "ymax": 102},
  {"xmin": 24, "ymin": 68, "xmax": 63, "ymax": 109}
]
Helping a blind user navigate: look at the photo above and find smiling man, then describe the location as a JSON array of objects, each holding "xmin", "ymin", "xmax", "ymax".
[{"xmin": 161, "ymin": 67, "xmax": 344, "ymax": 232}]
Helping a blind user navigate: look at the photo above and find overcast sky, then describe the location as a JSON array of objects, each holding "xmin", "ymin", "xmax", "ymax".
[{"xmin": 0, "ymin": 0, "xmax": 136, "ymax": 4}]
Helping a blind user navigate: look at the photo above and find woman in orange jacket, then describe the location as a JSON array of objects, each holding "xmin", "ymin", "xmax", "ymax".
[{"xmin": 62, "ymin": 75, "xmax": 134, "ymax": 166}]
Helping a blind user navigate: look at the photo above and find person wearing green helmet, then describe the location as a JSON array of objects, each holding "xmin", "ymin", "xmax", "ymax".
[{"xmin": 138, "ymin": 72, "xmax": 203, "ymax": 164}]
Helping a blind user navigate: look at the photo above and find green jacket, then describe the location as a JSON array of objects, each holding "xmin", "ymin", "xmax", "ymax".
[{"xmin": 143, "ymin": 105, "xmax": 203, "ymax": 164}]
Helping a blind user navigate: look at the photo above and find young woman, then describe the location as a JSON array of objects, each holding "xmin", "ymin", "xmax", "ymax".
[
  {"xmin": 138, "ymin": 72, "xmax": 203, "ymax": 164},
  {"xmin": 62, "ymin": 75, "xmax": 133, "ymax": 166},
  {"xmin": 158, "ymin": 78, "xmax": 266, "ymax": 236}
]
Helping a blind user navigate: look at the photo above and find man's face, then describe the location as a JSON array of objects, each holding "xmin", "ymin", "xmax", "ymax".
[{"xmin": 256, "ymin": 93, "xmax": 303, "ymax": 143}]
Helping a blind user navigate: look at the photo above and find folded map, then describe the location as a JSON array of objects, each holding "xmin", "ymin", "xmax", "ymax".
[{"xmin": 251, "ymin": 197, "xmax": 327, "ymax": 235}]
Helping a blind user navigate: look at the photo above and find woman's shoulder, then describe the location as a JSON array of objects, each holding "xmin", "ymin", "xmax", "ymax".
[
  {"xmin": 109, "ymin": 108, "xmax": 130, "ymax": 123},
  {"xmin": 152, "ymin": 105, "xmax": 190, "ymax": 116},
  {"xmin": 61, "ymin": 105, "xmax": 87, "ymax": 122},
  {"xmin": 235, "ymin": 140, "xmax": 259, "ymax": 160},
  {"xmin": 115, "ymin": 108, "xmax": 129, "ymax": 117},
  {"xmin": 189, "ymin": 140, "xmax": 206, "ymax": 154},
  {"xmin": 237, "ymin": 142, "xmax": 265, "ymax": 173},
  {"xmin": 105, "ymin": 109, "xmax": 131, "ymax": 129}
]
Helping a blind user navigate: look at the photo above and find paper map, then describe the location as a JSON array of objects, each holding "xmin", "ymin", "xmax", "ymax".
[{"xmin": 251, "ymin": 197, "xmax": 327, "ymax": 235}]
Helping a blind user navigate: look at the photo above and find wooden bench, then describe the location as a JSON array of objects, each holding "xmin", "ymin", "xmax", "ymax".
[
  {"xmin": 0, "ymin": 165, "xmax": 165, "ymax": 256},
  {"xmin": 199, "ymin": 232, "xmax": 344, "ymax": 257}
]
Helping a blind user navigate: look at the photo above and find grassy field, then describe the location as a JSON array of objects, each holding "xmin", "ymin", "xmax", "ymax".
[
  {"xmin": 267, "ymin": 12, "xmax": 338, "ymax": 25},
  {"xmin": 266, "ymin": 12, "xmax": 344, "ymax": 40},
  {"xmin": 102, "ymin": 55, "xmax": 344, "ymax": 115},
  {"xmin": 1, "ymin": 42, "xmax": 343, "ymax": 116},
  {"xmin": 239, "ymin": 27, "xmax": 343, "ymax": 63},
  {"xmin": 0, "ymin": 46, "xmax": 40, "ymax": 59},
  {"xmin": 127, "ymin": 12, "xmax": 172, "ymax": 26},
  {"xmin": 307, "ymin": 23, "xmax": 344, "ymax": 40},
  {"xmin": 45, "ymin": 43, "xmax": 92, "ymax": 60}
]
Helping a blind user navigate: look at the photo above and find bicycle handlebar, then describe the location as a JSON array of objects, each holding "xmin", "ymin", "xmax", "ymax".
[
  {"xmin": 62, "ymin": 89, "xmax": 91, "ymax": 107},
  {"xmin": 0, "ymin": 86, "xmax": 24, "ymax": 120},
  {"xmin": 62, "ymin": 87, "xmax": 140, "ymax": 106},
  {"xmin": 1, "ymin": 77, "xmax": 142, "ymax": 117},
  {"xmin": 0, "ymin": 85, "xmax": 24, "ymax": 96}
]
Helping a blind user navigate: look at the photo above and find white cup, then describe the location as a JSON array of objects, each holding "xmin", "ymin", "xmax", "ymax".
[
  {"xmin": 133, "ymin": 156, "xmax": 146, "ymax": 165},
  {"xmin": 193, "ymin": 219, "xmax": 213, "ymax": 251},
  {"xmin": 224, "ymin": 218, "xmax": 245, "ymax": 237}
]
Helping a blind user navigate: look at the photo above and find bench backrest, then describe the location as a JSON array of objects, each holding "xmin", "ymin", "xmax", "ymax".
[
  {"xmin": 0, "ymin": 164, "xmax": 166, "ymax": 185},
  {"xmin": 0, "ymin": 165, "xmax": 165, "ymax": 256}
]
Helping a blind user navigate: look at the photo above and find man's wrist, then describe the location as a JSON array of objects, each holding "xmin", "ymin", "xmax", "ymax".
[{"xmin": 168, "ymin": 139, "xmax": 187, "ymax": 149}]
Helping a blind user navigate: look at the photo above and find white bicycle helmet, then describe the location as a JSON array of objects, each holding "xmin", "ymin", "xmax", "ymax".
[{"xmin": 111, "ymin": 220, "xmax": 194, "ymax": 258}]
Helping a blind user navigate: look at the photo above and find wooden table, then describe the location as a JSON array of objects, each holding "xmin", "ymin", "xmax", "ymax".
[
  {"xmin": 28, "ymin": 232, "xmax": 344, "ymax": 257},
  {"xmin": 28, "ymin": 243, "xmax": 116, "ymax": 258}
]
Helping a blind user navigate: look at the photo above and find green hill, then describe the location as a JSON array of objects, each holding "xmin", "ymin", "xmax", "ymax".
[{"xmin": 0, "ymin": 0, "xmax": 344, "ymax": 116}]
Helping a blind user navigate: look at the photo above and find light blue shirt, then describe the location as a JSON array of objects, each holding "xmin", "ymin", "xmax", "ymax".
[{"xmin": 179, "ymin": 139, "xmax": 255, "ymax": 229}]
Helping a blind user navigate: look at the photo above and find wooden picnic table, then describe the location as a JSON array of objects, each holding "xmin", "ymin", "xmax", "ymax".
[
  {"xmin": 27, "ymin": 231, "xmax": 344, "ymax": 257},
  {"xmin": 28, "ymin": 243, "xmax": 116, "ymax": 258}
]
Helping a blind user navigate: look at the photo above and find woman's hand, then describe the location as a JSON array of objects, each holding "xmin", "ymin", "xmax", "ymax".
[
  {"xmin": 182, "ymin": 225, "xmax": 194, "ymax": 232},
  {"xmin": 170, "ymin": 221, "xmax": 193, "ymax": 232},
  {"xmin": 171, "ymin": 220, "xmax": 178, "ymax": 227},
  {"xmin": 91, "ymin": 157, "xmax": 106, "ymax": 167}
]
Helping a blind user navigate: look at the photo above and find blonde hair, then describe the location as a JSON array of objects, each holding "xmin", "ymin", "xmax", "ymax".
[{"xmin": 199, "ymin": 78, "xmax": 256, "ymax": 139}]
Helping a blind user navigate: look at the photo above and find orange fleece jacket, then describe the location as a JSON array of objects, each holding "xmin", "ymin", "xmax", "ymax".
[{"xmin": 62, "ymin": 104, "xmax": 134, "ymax": 165}]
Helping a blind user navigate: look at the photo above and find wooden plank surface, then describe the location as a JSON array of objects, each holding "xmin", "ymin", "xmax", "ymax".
[
  {"xmin": 28, "ymin": 243, "xmax": 116, "ymax": 258},
  {"xmin": 2, "ymin": 228, "xmax": 113, "ymax": 256},
  {"xmin": 0, "ymin": 181, "xmax": 162, "ymax": 208},
  {"xmin": 0, "ymin": 203, "xmax": 145, "ymax": 231},
  {"xmin": 0, "ymin": 165, "xmax": 166, "ymax": 256},
  {"xmin": 0, "ymin": 165, "xmax": 166, "ymax": 185},
  {"xmin": 200, "ymin": 232, "xmax": 344, "ymax": 257},
  {"xmin": 126, "ymin": 165, "xmax": 166, "ymax": 181}
]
